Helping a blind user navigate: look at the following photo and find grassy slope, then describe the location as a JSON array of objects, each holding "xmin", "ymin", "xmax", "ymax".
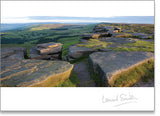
[
  {"xmin": 113, "ymin": 39, "xmax": 154, "ymax": 52},
  {"xmin": 29, "ymin": 24, "xmax": 70, "ymax": 31},
  {"xmin": 77, "ymin": 39, "xmax": 154, "ymax": 52},
  {"xmin": 112, "ymin": 59, "xmax": 154, "ymax": 87}
]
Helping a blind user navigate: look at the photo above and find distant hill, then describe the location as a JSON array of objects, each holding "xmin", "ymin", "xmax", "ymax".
[
  {"xmin": 0, "ymin": 23, "xmax": 31, "ymax": 32},
  {"xmin": 1, "ymin": 16, "xmax": 154, "ymax": 32}
]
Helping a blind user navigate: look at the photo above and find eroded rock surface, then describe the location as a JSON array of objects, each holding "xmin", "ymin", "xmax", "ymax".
[
  {"xmin": 101, "ymin": 37, "xmax": 136, "ymax": 44},
  {"xmin": 1, "ymin": 47, "xmax": 27, "ymax": 60},
  {"xmin": 1, "ymin": 59, "xmax": 73, "ymax": 87},
  {"xmin": 89, "ymin": 51, "xmax": 154, "ymax": 86}
]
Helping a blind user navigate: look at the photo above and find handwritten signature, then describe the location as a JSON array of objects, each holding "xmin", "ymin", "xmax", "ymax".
[{"xmin": 102, "ymin": 93, "xmax": 138, "ymax": 107}]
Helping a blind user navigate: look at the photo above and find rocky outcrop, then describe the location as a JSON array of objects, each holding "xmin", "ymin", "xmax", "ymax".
[
  {"xmin": 104, "ymin": 26, "xmax": 114, "ymax": 31},
  {"xmin": 30, "ymin": 42, "xmax": 62, "ymax": 60},
  {"xmin": 93, "ymin": 26, "xmax": 120, "ymax": 33},
  {"xmin": 1, "ymin": 47, "xmax": 27, "ymax": 59},
  {"xmin": 93, "ymin": 26, "xmax": 109, "ymax": 33},
  {"xmin": 1, "ymin": 45, "xmax": 73, "ymax": 87},
  {"xmin": 81, "ymin": 33, "xmax": 112, "ymax": 40},
  {"xmin": 1, "ymin": 59, "xmax": 73, "ymax": 87},
  {"xmin": 88, "ymin": 51, "xmax": 154, "ymax": 87}
]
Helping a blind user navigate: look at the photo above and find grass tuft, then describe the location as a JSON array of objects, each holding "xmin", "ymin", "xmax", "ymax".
[{"xmin": 56, "ymin": 71, "xmax": 80, "ymax": 87}]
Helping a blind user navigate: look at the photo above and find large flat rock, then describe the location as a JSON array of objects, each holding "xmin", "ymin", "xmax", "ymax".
[
  {"xmin": 88, "ymin": 51, "xmax": 154, "ymax": 86},
  {"xmin": 101, "ymin": 37, "xmax": 136, "ymax": 44},
  {"xmin": 1, "ymin": 59, "xmax": 73, "ymax": 87}
]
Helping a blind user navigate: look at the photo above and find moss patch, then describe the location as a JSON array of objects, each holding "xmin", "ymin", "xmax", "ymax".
[
  {"xmin": 77, "ymin": 39, "xmax": 113, "ymax": 50},
  {"xmin": 113, "ymin": 39, "xmax": 154, "ymax": 52}
]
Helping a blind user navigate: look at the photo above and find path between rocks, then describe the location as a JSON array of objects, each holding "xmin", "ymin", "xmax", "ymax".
[{"xmin": 73, "ymin": 62, "xmax": 96, "ymax": 87}]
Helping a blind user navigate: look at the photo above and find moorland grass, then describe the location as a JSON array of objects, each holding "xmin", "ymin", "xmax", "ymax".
[
  {"xmin": 57, "ymin": 37, "xmax": 80, "ymax": 58},
  {"xmin": 115, "ymin": 33, "xmax": 133, "ymax": 38},
  {"xmin": 113, "ymin": 39, "xmax": 154, "ymax": 52},
  {"xmin": 56, "ymin": 71, "xmax": 80, "ymax": 87},
  {"xmin": 109, "ymin": 59, "xmax": 154, "ymax": 87},
  {"xmin": 77, "ymin": 39, "xmax": 113, "ymax": 50}
]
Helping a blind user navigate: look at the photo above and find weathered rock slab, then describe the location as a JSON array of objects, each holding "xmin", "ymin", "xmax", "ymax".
[
  {"xmin": 1, "ymin": 59, "xmax": 73, "ymax": 87},
  {"xmin": 1, "ymin": 47, "xmax": 27, "ymax": 60},
  {"xmin": 102, "ymin": 37, "xmax": 136, "ymax": 44},
  {"xmin": 89, "ymin": 51, "xmax": 154, "ymax": 86}
]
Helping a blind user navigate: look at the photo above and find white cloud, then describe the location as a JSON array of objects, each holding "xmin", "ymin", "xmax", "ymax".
[{"xmin": 1, "ymin": 1, "xmax": 154, "ymax": 23}]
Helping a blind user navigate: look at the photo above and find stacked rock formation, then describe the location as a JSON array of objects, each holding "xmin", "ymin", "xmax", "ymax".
[{"xmin": 30, "ymin": 42, "xmax": 62, "ymax": 60}]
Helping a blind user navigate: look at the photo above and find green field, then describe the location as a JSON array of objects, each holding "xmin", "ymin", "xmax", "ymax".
[{"xmin": 1, "ymin": 23, "xmax": 96, "ymax": 58}]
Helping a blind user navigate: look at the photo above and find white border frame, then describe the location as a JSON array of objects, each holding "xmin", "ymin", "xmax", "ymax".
[{"xmin": 0, "ymin": 0, "xmax": 156, "ymax": 112}]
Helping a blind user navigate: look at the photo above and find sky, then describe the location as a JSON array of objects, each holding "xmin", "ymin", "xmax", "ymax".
[{"xmin": 1, "ymin": 1, "xmax": 154, "ymax": 23}]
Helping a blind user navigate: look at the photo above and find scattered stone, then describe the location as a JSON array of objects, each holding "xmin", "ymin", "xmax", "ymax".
[
  {"xmin": 1, "ymin": 59, "xmax": 73, "ymax": 87},
  {"xmin": 88, "ymin": 51, "xmax": 154, "ymax": 87}
]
